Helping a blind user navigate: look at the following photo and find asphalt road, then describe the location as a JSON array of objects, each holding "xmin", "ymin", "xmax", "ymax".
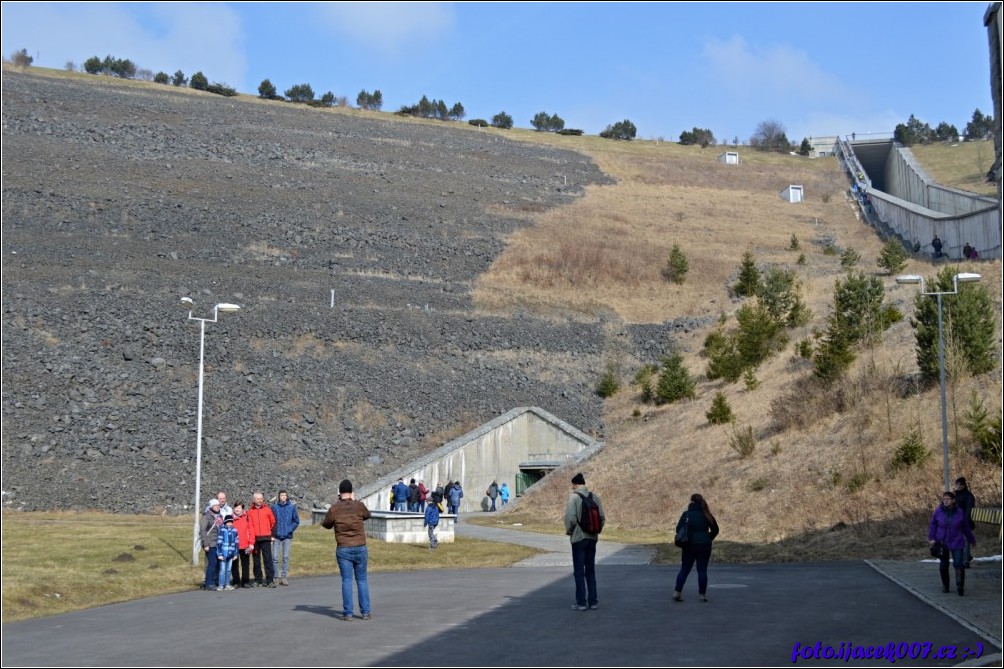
[{"xmin": 3, "ymin": 559, "xmax": 999, "ymax": 666}]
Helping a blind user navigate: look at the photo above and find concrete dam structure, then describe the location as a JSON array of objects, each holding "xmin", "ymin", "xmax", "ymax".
[
  {"xmin": 840, "ymin": 137, "xmax": 1000, "ymax": 259},
  {"xmin": 355, "ymin": 407, "xmax": 602, "ymax": 513}
]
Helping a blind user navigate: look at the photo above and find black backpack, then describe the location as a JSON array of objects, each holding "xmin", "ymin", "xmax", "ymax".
[{"xmin": 576, "ymin": 492, "xmax": 603, "ymax": 534}]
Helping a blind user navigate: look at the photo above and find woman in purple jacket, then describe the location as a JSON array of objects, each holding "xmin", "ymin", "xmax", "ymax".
[{"xmin": 928, "ymin": 491, "xmax": 976, "ymax": 596}]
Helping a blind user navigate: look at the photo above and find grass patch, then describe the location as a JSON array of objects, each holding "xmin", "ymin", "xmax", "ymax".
[{"xmin": 0, "ymin": 511, "xmax": 538, "ymax": 623}]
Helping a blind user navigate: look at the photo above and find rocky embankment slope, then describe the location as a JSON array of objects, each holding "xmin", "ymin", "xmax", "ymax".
[{"xmin": 2, "ymin": 71, "xmax": 695, "ymax": 512}]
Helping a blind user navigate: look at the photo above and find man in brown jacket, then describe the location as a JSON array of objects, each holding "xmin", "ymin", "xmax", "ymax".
[{"xmin": 321, "ymin": 479, "xmax": 372, "ymax": 621}]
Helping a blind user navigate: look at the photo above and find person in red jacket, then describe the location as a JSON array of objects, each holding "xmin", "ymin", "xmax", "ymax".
[
  {"xmin": 230, "ymin": 502, "xmax": 255, "ymax": 588},
  {"xmin": 246, "ymin": 492, "xmax": 277, "ymax": 587}
]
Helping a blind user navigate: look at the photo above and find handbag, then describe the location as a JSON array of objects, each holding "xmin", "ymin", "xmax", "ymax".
[
  {"xmin": 929, "ymin": 542, "xmax": 945, "ymax": 559},
  {"xmin": 674, "ymin": 512, "xmax": 690, "ymax": 548}
]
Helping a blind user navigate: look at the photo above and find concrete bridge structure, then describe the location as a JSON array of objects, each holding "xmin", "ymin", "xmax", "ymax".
[{"xmin": 354, "ymin": 406, "xmax": 602, "ymax": 514}]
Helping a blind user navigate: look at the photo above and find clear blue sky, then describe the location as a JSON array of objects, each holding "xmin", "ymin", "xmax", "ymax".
[{"xmin": 1, "ymin": 2, "xmax": 995, "ymax": 142}]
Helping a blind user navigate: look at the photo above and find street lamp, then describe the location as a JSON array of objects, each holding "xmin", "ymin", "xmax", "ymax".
[
  {"xmin": 180, "ymin": 297, "xmax": 241, "ymax": 566},
  {"xmin": 895, "ymin": 272, "xmax": 981, "ymax": 492}
]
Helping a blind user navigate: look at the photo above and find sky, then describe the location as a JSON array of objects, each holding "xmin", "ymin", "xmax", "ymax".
[{"xmin": 1, "ymin": 2, "xmax": 996, "ymax": 143}]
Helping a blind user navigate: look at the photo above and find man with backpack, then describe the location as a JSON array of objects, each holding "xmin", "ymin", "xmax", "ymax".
[{"xmin": 564, "ymin": 472, "xmax": 605, "ymax": 611}]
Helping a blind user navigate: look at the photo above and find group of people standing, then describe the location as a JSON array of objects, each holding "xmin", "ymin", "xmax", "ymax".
[
  {"xmin": 390, "ymin": 478, "xmax": 467, "ymax": 515},
  {"xmin": 199, "ymin": 489, "xmax": 300, "ymax": 591}
]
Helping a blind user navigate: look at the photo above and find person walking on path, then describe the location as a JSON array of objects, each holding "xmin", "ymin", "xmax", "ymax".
[
  {"xmin": 953, "ymin": 477, "xmax": 977, "ymax": 567},
  {"xmin": 321, "ymin": 479, "xmax": 372, "ymax": 621},
  {"xmin": 424, "ymin": 499, "xmax": 440, "ymax": 551},
  {"xmin": 418, "ymin": 480, "xmax": 429, "ymax": 512},
  {"xmin": 247, "ymin": 492, "xmax": 277, "ymax": 587},
  {"xmin": 200, "ymin": 498, "xmax": 223, "ymax": 590},
  {"xmin": 486, "ymin": 480, "xmax": 500, "ymax": 511},
  {"xmin": 499, "ymin": 482, "xmax": 511, "ymax": 507},
  {"xmin": 673, "ymin": 493, "xmax": 720, "ymax": 603},
  {"xmin": 928, "ymin": 491, "xmax": 977, "ymax": 596},
  {"xmin": 271, "ymin": 490, "xmax": 300, "ymax": 586},
  {"xmin": 564, "ymin": 472, "xmax": 605, "ymax": 611}
]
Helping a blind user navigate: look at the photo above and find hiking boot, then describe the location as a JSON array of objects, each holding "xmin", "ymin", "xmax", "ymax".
[
  {"xmin": 672, "ymin": 592, "xmax": 683, "ymax": 602},
  {"xmin": 336, "ymin": 614, "xmax": 353, "ymax": 621},
  {"xmin": 570, "ymin": 604, "xmax": 587, "ymax": 611},
  {"xmin": 224, "ymin": 585, "xmax": 235, "ymax": 591},
  {"xmin": 280, "ymin": 578, "xmax": 288, "ymax": 586},
  {"xmin": 360, "ymin": 613, "xmax": 372, "ymax": 620},
  {"xmin": 699, "ymin": 594, "xmax": 708, "ymax": 603},
  {"xmin": 588, "ymin": 603, "xmax": 599, "ymax": 610},
  {"xmin": 266, "ymin": 581, "xmax": 277, "ymax": 588}
]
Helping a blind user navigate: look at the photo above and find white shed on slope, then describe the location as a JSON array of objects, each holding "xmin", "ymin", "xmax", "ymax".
[
  {"xmin": 718, "ymin": 151, "xmax": 740, "ymax": 165},
  {"xmin": 780, "ymin": 185, "xmax": 804, "ymax": 203}
]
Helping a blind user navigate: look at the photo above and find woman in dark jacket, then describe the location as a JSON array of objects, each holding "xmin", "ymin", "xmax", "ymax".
[
  {"xmin": 953, "ymin": 477, "xmax": 976, "ymax": 567},
  {"xmin": 928, "ymin": 491, "xmax": 976, "ymax": 596},
  {"xmin": 673, "ymin": 493, "xmax": 720, "ymax": 602}
]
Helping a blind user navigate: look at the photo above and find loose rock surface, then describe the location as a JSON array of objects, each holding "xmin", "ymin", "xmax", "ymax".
[{"xmin": 2, "ymin": 71, "xmax": 695, "ymax": 513}]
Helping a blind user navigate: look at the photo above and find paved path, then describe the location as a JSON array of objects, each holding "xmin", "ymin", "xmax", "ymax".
[
  {"xmin": 455, "ymin": 520, "xmax": 655, "ymax": 566},
  {"xmin": 3, "ymin": 524, "xmax": 1000, "ymax": 667}
]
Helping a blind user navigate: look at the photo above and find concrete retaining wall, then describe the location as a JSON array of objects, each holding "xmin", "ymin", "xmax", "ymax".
[
  {"xmin": 355, "ymin": 407, "xmax": 601, "ymax": 514},
  {"xmin": 840, "ymin": 139, "xmax": 1001, "ymax": 259}
]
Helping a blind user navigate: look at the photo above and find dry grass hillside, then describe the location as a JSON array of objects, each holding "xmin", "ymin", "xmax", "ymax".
[{"xmin": 473, "ymin": 134, "xmax": 1002, "ymax": 561}]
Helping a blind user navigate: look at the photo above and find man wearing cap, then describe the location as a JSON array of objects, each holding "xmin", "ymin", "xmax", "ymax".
[
  {"xmin": 321, "ymin": 479, "xmax": 372, "ymax": 621},
  {"xmin": 200, "ymin": 498, "xmax": 224, "ymax": 590},
  {"xmin": 564, "ymin": 472, "xmax": 605, "ymax": 611}
]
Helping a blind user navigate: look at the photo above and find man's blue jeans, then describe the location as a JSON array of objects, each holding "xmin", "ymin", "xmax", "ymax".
[
  {"xmin": 571, "ymin": 538, "xmax": 598, "ymax": 607},
  {"xmin": 273, "ymin": 537, "xmax": 292, "ymax": 579},
  {"xmin": 336, "ymin": 545, "xmax": 371, "ymax": 617}
]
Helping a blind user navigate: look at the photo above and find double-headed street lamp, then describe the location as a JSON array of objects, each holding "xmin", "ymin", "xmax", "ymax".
[
  {"xmin": 895, "ymin": 272, "xmax": 981, "ymax": 492},
  {"xmin": 180, "ymin": 297, "xmax": 241, "ymax": 566}
]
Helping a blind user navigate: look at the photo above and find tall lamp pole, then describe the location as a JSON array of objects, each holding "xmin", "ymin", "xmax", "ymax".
[
  {"xmin": 180, "ymin": 297, "xmax": 240, "ymax": 566},
  {"xmin": 895, "ymin": 272, "xmax": 981, "ymax": 492}
]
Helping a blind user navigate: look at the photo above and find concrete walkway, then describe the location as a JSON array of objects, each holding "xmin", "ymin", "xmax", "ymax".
[{"xmin": 455, "ymin": 520, "xmax": 655, "ymax": 566}]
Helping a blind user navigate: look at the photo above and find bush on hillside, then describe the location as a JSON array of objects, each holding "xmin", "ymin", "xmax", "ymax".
[
  {"xmin": 877, "ymin": 238, "xmax": 908, "ymax": 274},
  {"xmin": 190, "ymin": 71, "xmax": 209, "ymax": 91},
  {"xmin": 491, "ymin": 111, "xmax": 514, "ymax": 129},
  {"xmin": 962, "ymin": 392, "xmax": 1003, "ymax": 465},
  {"xmin": 154, "ymin": 71, "xmax": 170, "ymax": 84},
  {"xmin": 706, "ymin": 391, "xmax": 734, "ymax": 425},
  {"xmin": 891, "ymin": 428, "xmax": 930, "ymax": 470},
  {"xmin": 729, "ymin": 424, "xmax": 756, "ymax": 458},
  {"xmin": 595, "ymin": 365, "xmax": 620, "ymax": 398},
  {"xmin": 11, "ymin": 48, "xmax": 33, "ymax": 67},
  {"xmin": 172, "ymin": 70, "xmax": 187, "ymax": 87},
  {"xmin": 468, "ymin": 119, "xmax": 489, "ymax": 127},
  {"xmin": 654, "ymin": 352, "xmax": 695, "ymax": 404},
  {"xmin": 910, "ymin": 266, "xmax": 995, "ymax": 383},
  {"xmin": 557, "ymin": 128, "xmax": 583, "ymax": 136},
  {"xmin": 284, "ymin": 83, "xmax": 314, "ymax": 103},
  {"xmin": 259, "ymin": 79, "xmax": 281, "ymax": 100},
  {"xmin": 662, "ymin": 244, "xmax": 688, "ymax": 284},
  {"xmin": 733, "ymin": 251, "xmax": 760, "ymax": 297},
  {"xmin": 207, "ymin": 82, "xmax": 238, "ymax": 97}
]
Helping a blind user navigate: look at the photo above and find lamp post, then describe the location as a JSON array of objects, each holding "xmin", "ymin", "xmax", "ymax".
[
  {"xmin": 895, "ymin": 272, "xmax": 981, "ymax": 492},
  {"xmin": 180, "ymin": 297, "xmax": 240, "ymax": 566}
]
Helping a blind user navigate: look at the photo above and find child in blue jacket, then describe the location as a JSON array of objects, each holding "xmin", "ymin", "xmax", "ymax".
[{"xmin": 216, "ymin": 515, "xmax": 239, "ymax": 591}]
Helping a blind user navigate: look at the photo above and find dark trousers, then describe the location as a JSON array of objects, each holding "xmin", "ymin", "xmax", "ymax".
[
  {"xmin": 232, "ymin": 550, "xmax": 251, "ymax": 586},
  {"xmin": 571, "ymin": 538, "xmax": 598, "ymax": 607},
  {"xmin": 252, "ymin": 538, "xmax": 275, "ymax": 583},
  {"xmin": 675, "ymin": 543, "xmax": 713, "ymax": 595}
]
